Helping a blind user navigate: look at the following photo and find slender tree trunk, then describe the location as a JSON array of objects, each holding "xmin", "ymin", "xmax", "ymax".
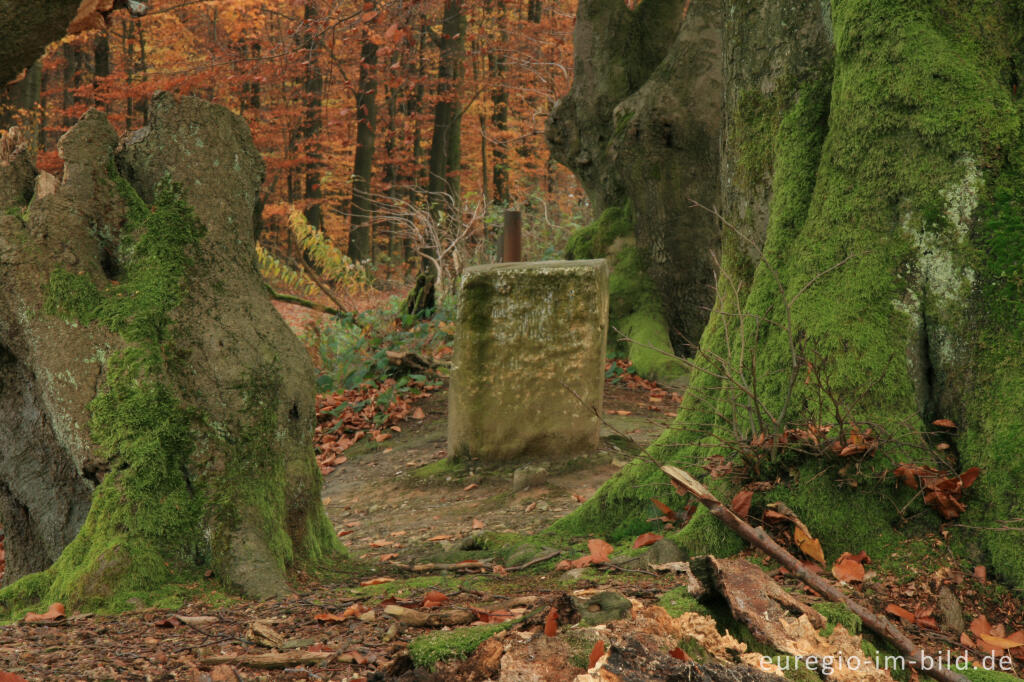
[
  {"xmin": 298, "ymin": 0, "xmax": 324, "ymax": 231},
  {"xmin": 347, "ymin": 31, "xmax": 379, "ymax": 262},
  {"xmin": 489, "ymin": 0, "xmax": 509, "ymax": 204}
]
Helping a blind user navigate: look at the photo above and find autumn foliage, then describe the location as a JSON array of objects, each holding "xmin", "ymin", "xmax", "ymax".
[{"xmin": 1, "ymin": 0, "xmax": 581, "ymax": 271}]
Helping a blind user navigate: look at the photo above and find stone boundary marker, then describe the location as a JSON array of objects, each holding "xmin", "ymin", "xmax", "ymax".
[{"xmin": 449, "ymin": 259, "xmax": 609, "ymax": 463}]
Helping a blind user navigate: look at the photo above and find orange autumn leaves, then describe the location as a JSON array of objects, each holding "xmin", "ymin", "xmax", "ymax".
[{"xmin": 556, "ymin": 539, "xmax": 614, "ymax": 571}]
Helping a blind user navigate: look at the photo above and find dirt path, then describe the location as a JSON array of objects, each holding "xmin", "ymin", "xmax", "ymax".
[{"xmin": 320, "ymin": 379, "xmax": 680, "ymax": 563}]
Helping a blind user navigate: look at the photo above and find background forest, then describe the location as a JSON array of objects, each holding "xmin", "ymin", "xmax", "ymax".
[{"xmin": 1, "ymin": 0, "xmax": 584, "ymax": 285}]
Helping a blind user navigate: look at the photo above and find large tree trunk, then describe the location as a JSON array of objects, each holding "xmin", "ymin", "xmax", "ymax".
[
  {"xmin": 553, "ymin": 1, "xmax": 1024, "ymax": 590},
  {"xmin": 347, "ymin": 32, "xmax": 379, "ymax": 262},
  {"xmin": 0, "ymin": 94, "xmax": 339, "ymax": 612},
  {"xmin": 547, "ymin": 0, "xmax": 722, "ymax": 365}
]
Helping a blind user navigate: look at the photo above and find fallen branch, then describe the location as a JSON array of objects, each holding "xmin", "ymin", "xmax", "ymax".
[
  {"xmin": 383, "ymin": 604, "xmax": 475, "ymax": 627},
  {"xmin": 506, "ymin": 549, "xmax": 562, "ymax": 571},
  {"xmin": 405, "ymin": 559, "xmax": 493, "ymax": 572},
  {"xmin": 661, "ymin": 464, "xmax": 970, "ymax": 682},
  {"xmin": 263, "ymin": 283, "xmax": 343, "ymax": 316},
  {"xmin": 199, "ymin": 651, "xmax": 333, "ymax": 669},
  {"xmin": 299, "ymin": 256, "xmax": 350, "ymax": 314}
]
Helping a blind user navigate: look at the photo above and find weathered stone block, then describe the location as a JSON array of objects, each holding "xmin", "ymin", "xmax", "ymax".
[{"xmin": 449, "ymin": 259, "xmax": 609, "ymax": 463}]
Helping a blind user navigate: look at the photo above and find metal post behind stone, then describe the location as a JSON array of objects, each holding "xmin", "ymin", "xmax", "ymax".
[{"xmin": 502, "ymin": 209, "xmax": 522, "ymax": 263}]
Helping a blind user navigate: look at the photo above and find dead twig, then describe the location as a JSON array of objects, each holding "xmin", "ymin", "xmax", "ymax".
[{"xmin": 661, "ymin": 464, "xmax": 970, "ymax": 682}]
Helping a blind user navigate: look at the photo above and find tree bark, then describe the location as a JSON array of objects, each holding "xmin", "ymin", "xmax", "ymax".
[
  {"xmin": 347, "ymin": 31, "xmax": 379, "ymax": 262},
  {"xmin": 554, "ymin": 1, "xmax": 1024, "ymax": 592},
  {"xmin": 0, "ymin": 0, "xmax": 80, "ymax": 87},
  {"xmin": 298, "ymin": 0, "xmax": 324, "ymax": 231},
  {"xmin": 0, "ymin": 95, "xmax": 339, "ymax": 610},
  {"xmin": 546, "ymin": 0, "xmax": 721, "ymax": 353}
]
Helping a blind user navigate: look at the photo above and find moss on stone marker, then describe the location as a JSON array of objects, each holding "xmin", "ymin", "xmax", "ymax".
[{"xmin": 449, "ymin": 260, "xmax": 609, "ymax": 463}]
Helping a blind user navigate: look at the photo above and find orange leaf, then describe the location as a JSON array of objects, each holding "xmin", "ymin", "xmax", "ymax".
[
  {"xmin": 932, "ymin": 418, "xmax": 958, "ymax": 429},
  {"xmin": 359, "ymin": 577, "xmax": 395, "ymax": 586},
  {"xmin": 669, "ymin": 647, "xmax": 692, "ymax": 662},
  {"xmin": 793, "ymin": 525, "xmax": 825, "ymax": 565},
  {"xmin": 544, "ymin": 607, "xmax": 558, "ymax": 637},
  {"xmin": 380, "ymin": 553, "xmax": 399, "ymax": 561},
  {"xmin": 589, "ymin": 640, "xmax": 606, "ymax": 668},
  {"xmin": 885, "ymin": 604, "xmax": 916, "ymax": 624},
  {"xmin": 427, "ymin": 535, "xmax": 453, "ymax": 542},
  {"xmin": 344, "ymin": 650, "xmax": 368, "ymax": 665},
  {"xmin": 970, "ymin": 615, "xmax": 992, "ymax": 638},
  {"xmin": 832, "ymin": 558, "xmax": 865, "ymax": 583},
  {"xmin": 472, "ymin": 518, "xmax": 485, "ymax": 530},
  {"xmin": 651, "ymin": 498, "xmax": 677, "ymax": 521},
  {"xmin": 422, "ymin": 591, "xmax": 449, "ymax": 608},
  {"xmin": 730, "ymin": 489, "xmax": 753, "ymax": 519},
  {"xmin": 974, "ymin": 565, "xmax": 987, "ymax": 581},
  {"xmin": 588, "ymin": 538, "xmax": 614, "ymax": 564},
  {"xmin": 632, "ymin": 533, "xmax": 663, "ymax": 549},
  {"xmin": 464, "ymin": 483, "xmax": 478, "ymax": 491},
  {"xmin": 24, "ymin": 603, "xmax": 65, "ymax": 623},
  {"xmin": 412, "ymin": 407, "xmax": 426, "ymax": 420},
  {"xmin": 959, "ymin": 467, "xmax": 981, "ymax": 488},
  {"xmin": 979, "ymin": 633, "xmax": 1024, "ymax": 649},
  {"xmin": 960, "ymin": 633, "xmax": 976, "ymax": 648}
]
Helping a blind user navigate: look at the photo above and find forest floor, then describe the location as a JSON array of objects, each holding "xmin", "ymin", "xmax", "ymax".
[{"xmin": 2, "ymin": 303, "xmax": 1023, "ymax": 681}]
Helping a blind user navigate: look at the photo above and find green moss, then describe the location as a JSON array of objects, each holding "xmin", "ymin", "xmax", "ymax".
[
  {"xmin": 962, "ymin": 668, "xmax": 1021, "ymax": 682},
  {"xmin": 408, "ymin": 622, "xmax": 514, "ymax": 669},
  {"xmin": 409, "ymin": 456, "xmax": 465, "ymax": 481},
  {"xmin": 813, "ymin": 601, "xmax": 861, "ymax": 636},
  {"xmin": 565, "ymin": 203, "xmax": 681, "ymax": 381},
  {"xmin": 657, "ymin": 585, "xmax": 708, "ymax": 617}
]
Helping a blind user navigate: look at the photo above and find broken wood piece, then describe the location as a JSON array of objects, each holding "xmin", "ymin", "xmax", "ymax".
[
  {"xmin": 661, "ymin": 464, "xmax": 970, "ymax": 682},
  {"xmin": 385, "ymin": 350, "xmax": 435, "ymax": 372},
  {"xmin": 199, "ymin": 651, "xmax": 333, "ymax": 669},
  {"xmin": 406, "ymin": 559, "xmax": 492, "ymax": 572},
  {"xmin": 383, "ymin": 604, "xmax": 475, "ymax": 627},
  {"xmin": 246, "ymin": 620, "xmax": 287, "ymax": 649}
]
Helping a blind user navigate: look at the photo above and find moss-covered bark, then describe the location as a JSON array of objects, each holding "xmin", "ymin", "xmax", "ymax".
[
  {"xmin": 565, "ymin": 204, "xmax": 684, "ymax": 382},
  {"xmin": 554, "ymin": 1, "xmax": 1024, "ymax": 589},
  {"xmin": 547, "ymin": 0, "xmax": 721, "ymax": 352},
  {"xmin": 0, "ymin": 97, "xmax": 340, "ymax": 615}
]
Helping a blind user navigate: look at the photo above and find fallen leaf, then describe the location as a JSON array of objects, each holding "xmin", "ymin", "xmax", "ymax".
[
  {"xmin": 544, "ymin": 607, "xmax": 558, "ymax": 637},
  {"xmin": 960, "ymin": 633, "xmax": 975, "ymax": 648},
  {"xmin": 472, "ymin": 518, "xmax": 485, "ymax": 530},
  {"xmin": 412, "ymin": 407, "xmax": 426, "ymax": 419},
  {"xmin": 974, "ymin": 565, "xmax": 987, "ymax": 582},
  {"xmin": 978, "ymin": 633, "xmax": 1023, "ymax": 649},
  {"xmin": 793, "ymin": 525, "xmax": 825, "ymax": 565},
  {"xmin": 669, "ymin": 647, "xmax": 692, "ymax": 662},
  {"xmin": 337, "ymin": 530, "xmax": 354, "ymax": 537},
  {"xmin": 932, "ymin": 418, "xmax": 958, "ymax": 429},
  {"xmin": 525, "ymin": 502, "xmax": 537, "ymax": 512},
  {"xmin": 422, "ymin": 591, "xmax": 449, "ymax": 608},
  {"xmin": 464, "ymin": 483, "xmax": 478, "ymax": 491},
  {"xmin": 651, "ymin": 498, "xmax": 677, "ymax": 521},
  {"xmin": 588, "ymin": 538, "xmax": 614, "ymax": 564},
  {"xmin": 360, "ymin": 577, "xmax": 395, "ymax": 586},
  {"xmin": 832, "ymin": 558, "xmax": 865, "ymax": 583},
  {"xmin": 573, "ymin": 494, "xmax": 586, "ymax": 503},
  {"xmin": 885, "ymin": 604, "xmax": 915, "ymax": 624},
  {"xmin": 632, "ymin": 533, "xmax": 663, "ymax": 549},
  {"xmin": 589, "ymin": 640, "xmax": 606, "ymax": 668},
  {"xmin": 427, "ymin": 535, "xmax": 453, "ymax": 542},
  {"xmin": 24, "ymin": 603, "xmax": 65, "ymax": 623},
  {"xmin": 730, "ymin": 489, "xmax": 753, "ymax": 519},
  {"xmin": 380, "ymin": 553, "xmax": 399, "ymax": 561}
]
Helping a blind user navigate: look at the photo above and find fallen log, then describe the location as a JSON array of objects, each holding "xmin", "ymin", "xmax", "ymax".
[{"xmin": 661, "ymin": 464, "xmax": 970, "ymax": 682}]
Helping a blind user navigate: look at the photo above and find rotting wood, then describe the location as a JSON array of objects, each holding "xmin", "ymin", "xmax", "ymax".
[
  {"xmin": 382, "ymin": 604, "xmax": 475, "ymax": 627},
  {"xmin": 661, "ymin": 464, "xmax": 971, "ymax": 682}
]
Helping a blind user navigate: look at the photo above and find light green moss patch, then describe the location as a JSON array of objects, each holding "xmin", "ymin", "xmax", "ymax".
[
  {"xmin": 657, "ymin": 585, "xmax": 708, "ymax": 617},
  {"xmin": 813, "ymin": 601, "xmax": 861, "ymax": 636},
  {"xmin": 408, "ymin": 622, "xmax": 514, "ymax": 669}
]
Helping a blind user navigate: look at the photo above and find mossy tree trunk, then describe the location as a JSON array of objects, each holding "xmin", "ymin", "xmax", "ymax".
[
  {"xmin": 547, "ymin": 0, "xmax": 723, "ymax": 355},
  {"xmin": 0, "ymin": 94, "xmax": 339, "ymax": 614},
  {"xmin": 554, "ymin": 1, "xmax": 1024, "ymax": 590}
]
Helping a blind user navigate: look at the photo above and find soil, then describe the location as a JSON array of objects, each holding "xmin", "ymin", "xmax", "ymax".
[{"xmin": 320, "ymin": 379, "xmax": 677, "ymax": 562}]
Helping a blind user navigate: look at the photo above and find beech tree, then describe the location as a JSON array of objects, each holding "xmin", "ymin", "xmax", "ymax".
[{"xmin": 552, "ymin": 0, "xmax": 1024, "ymax": 590}]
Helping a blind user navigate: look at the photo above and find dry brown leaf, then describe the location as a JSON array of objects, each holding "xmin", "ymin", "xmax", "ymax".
[
  {"xmin": 885, "ymin": 604, "xmax": 915, "ymax": 624},
  {"xmin": 632, "ymin": 532, "xmax": 663, "ymax": 549},
  {"xmin": 544, "ymin": 607, "xmax": 558, "ymax": 637},
  {"xmin": 832, "ymin": 558, "xmax": 865, "ymax": 583},
  {"xmin": 792, "ymin": 525, "xmax": 825, "ymax": 565},
  {"xmin": 463, "ymin": 483, "xmax": 478, "ymax": 491},
  {"xmin": 932, "ymin": 418, "xmax": 958, "ymax": 429},
  {"xmin": 588, "ymin": 538, "xmax": 614, "ymax": 564},
  {"xmin": 427, "ymin": 534, "xmax": 453, "ymax": 542},
  {"xmin": 668, "ymin": 647, "xmax": 692, "ymax": 662},
  {"xmin": 589, "ymin": 640, "xmax": 605, "ymax": 669},
  {"xmin": 360, "ymin": 577, "xmax": 395, "ymax": 586},
  {"xmin": 24, "ymin": 603, "xmax": 65, "ymax": 623},
  {"xmin": 472, "ymin": 518, "xmax": 485, "ymax": 530},
  {"xmin": 970, "ymin": 615, "xmax": 992, "ymax": 638},
  {"xmin": 730, "ymin": 489, "xmax": 753, "ymax": 519}
]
